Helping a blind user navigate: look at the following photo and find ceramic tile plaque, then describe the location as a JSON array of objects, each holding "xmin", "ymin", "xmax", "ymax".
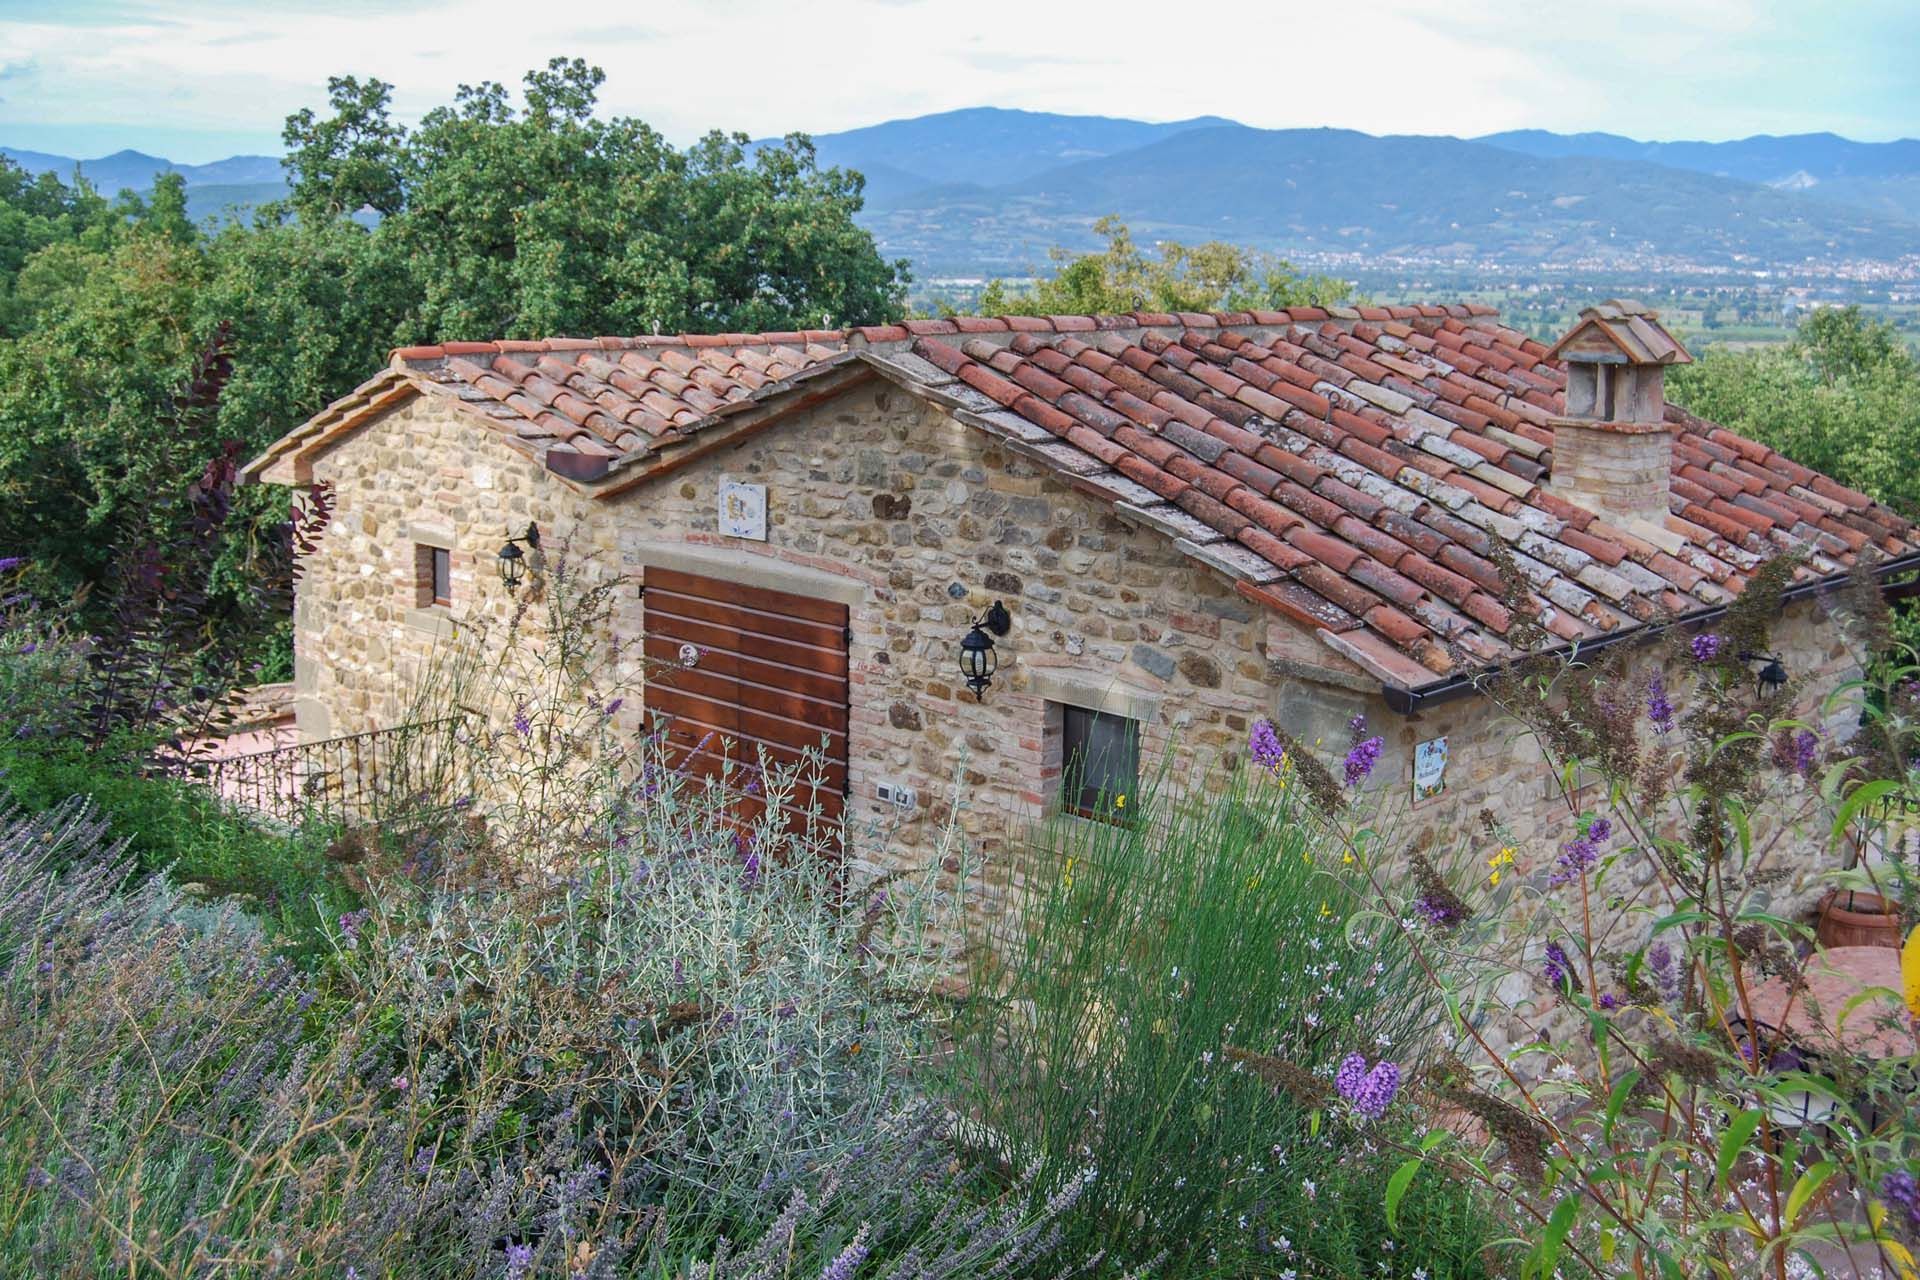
[{"xmin": 718, "ymin": 479, "xmax": 767, "ymax": 541}]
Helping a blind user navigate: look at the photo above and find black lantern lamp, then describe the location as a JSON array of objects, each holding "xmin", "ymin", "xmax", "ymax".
[
  {"xmin": 497, "ymin": 523, "xmax": 540, "ymax": 591},
  {"xmin": 959, "ymin": 600, "xmax": 1012, "ymax": 701},
  {"xmin": 1741, "ymin": 650, "xmax": 1789, "ymax": 699}
]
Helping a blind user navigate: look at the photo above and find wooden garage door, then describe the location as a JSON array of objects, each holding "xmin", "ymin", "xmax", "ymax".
[{"xmin": 641, "ymin": 567, "xmax": 850, "ymax": 830}]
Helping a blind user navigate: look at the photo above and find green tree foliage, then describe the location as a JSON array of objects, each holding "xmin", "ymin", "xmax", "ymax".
[
  {"xmin": 0, "ymin": 58, "xmax": 905, "ymax": 661},
  {"xmin": 282, "ymin": 60, "xmax": 906, "ymax": 338},
  {"xmin": 972, "ymin": 215, "xmax": 1350, "ymax": 316},
  {"xmin": 1668, "ymin": 307, "xmax": 1920, "ymax": 518}
]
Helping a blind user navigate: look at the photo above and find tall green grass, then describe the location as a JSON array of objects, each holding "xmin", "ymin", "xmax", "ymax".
[{"xmin": 950, "ymin": 757, "xmax": 1498, "ymax": 1278}]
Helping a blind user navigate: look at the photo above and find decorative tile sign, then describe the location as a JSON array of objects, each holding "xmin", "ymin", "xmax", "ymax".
[
  {"xmin": 1413, "ymin": 736, "xmax": 1449, "ymax": 802},
  {"xmin": 718, "ymin": 479, "xmax": 767, "ymax": 541}
]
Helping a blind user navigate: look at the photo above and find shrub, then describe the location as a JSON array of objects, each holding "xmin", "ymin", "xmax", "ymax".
[
  {"xmin": 951, "ymin": 756, "xmax": 1499, "ymax": 1278},
  {"xmin": 1320, "ymin": 562, "xmax": 1920, "ymax": 1278},
  {"xmin": 0, "ymin": 764, "xmax": 1087, "ymax": 1275}
]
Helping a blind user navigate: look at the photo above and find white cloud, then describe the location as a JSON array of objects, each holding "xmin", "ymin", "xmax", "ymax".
[{"xmin": 0, "ymin": 0, "xmax": 1912, "ymax": 161}]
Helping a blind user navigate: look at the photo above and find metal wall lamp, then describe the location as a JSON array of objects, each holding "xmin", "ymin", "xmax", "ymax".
[{"xmin": 959, "ymin": 600, "xmax": 1012, "ymax": 701}]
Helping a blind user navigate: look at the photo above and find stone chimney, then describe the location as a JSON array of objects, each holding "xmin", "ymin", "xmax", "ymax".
[{"xmin": 1544, "ymin": 300, "xmax": 1693, "ymax": 529}]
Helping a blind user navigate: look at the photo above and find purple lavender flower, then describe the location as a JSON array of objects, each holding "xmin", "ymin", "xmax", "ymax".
[
  {"xmin": 1335, "ymin": 1052, "xmax": 1401, "ymax": 1120},
  {"xmin": 1549, "ymin": 815, "xmax": 1612, "ymax": 886},
  {"xmin": 512, "ymin": 705, "xmax": 532, "ymax": 737},
  {"xmin": 1354, "ymin": 1061, "xmax": 1401, "ymax": 1120},
  {"xmin": 820, "ymin": 1226, "xmax": 871, "ymax": 1280},
  {"xmin": 1790, "ymin": 730, "xmax": 1818, "ymax": 777},
  {"xmin": 1342, "ymin": 736, "xmax": 1384, "ymax": 788},
  {"xmin": 1544, "ymin": 940, "xmax": 1574, "ymax": 990},
  {"xmin": 1335, "ymin": 1052, "xmax": 1368, "ymax": 1100},
  {"xmin": 1597, "ymin": 993, "xmax": 1621, "ymax": 1011},
  {"xmin": 1690, "ymin": 633, "xmax": 1724, "ymax": 662},
  {"xmin": 504, "ymin": 1242, "xmax": 534, "ymax": 1280},
  {"xmin": 1646, "ymin": 941, "xmax": 1683, "ymax": 1005},
  {"xmin": 604, "ymin": 697, "xmax": 623, "ymax": 717},
  {"xmin": 1250, "ymin": 719, "xmax": 1285, "ymax": 771},
  {"xmin": 0, "ymin": 557, "xmax": 25, "ymax": 573},
  {"xmin": 1647, "ymin": 674, "xmax": 1674, "ymax": 732},
  {"xmin": 1883, "ymin": 1170, "xmax": 1920, "ymax": 1231},
  {"xmin": 1414, "ymin": 894, "xmax": 1466, "ymax": 927}
]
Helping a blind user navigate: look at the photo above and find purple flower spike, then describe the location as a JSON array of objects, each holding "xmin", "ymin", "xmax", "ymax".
[
  {"xmin": 1335, "ymin": 1052, "xmax": 1401, "ymax": 1120},
  {"xmin": 1690, "ymin": 633, "xmax": 1724, "ymax": 662},
  {"xmin": 1342, "ymin": 736, "xmax": 1384, "ymax": 788},
  {"xmin": 1882, "ymin": 1171, "xmax": 1920, "ymax": 1230},
  {"xmin": 1647, "ymin": 674, "xmax": 1674, "ymax": 732},
  {"xmin": 820, "ymin": 1226, "xmax": 872, "ymax": 1280},
  {"xmin": 1791, "ymin": 730, "xmax": 1818, "ymax": 776},
  {"xmin": 1249, "ymin": 719, "xmax": 1285, "ymax": 770},
  {"xmin": 1550, "ymin": 815, "xmax": 1612, "ymax": 886},
  {"xmin": 1544, "ymin": 940, "xmax": 1575, "ymax": 990}
]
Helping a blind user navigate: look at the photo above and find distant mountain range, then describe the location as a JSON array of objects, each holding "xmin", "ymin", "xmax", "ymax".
[
  {"xmin": 0, "ymin": 147, "xmax": 288, "ymax": 221},
  {"xmin": 8, "ymin": 110, "xmax": 1920, "ymax": 277}
]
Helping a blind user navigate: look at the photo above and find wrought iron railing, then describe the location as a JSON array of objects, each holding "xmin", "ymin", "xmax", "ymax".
[{"xmin": 162, "ymin": 716, "xmax": 472, "ymax": 827}]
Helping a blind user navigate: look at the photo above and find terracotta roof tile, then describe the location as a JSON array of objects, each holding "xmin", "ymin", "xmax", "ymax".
[{"xmin": 253, "ymin": 306, "xmax": 1919, "ymax": 688}]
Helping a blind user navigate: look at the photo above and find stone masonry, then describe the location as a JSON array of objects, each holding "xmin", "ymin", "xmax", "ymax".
[{"xmin": 293, "ymin": 372, "xmax": 1865, "ymax": 933}]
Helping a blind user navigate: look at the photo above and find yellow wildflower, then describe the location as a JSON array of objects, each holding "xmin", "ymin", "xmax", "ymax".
[
  {"xmin": 1062, "ymin": 856, "xmax": 1076, "ymax": 890},
  {"xmin": 1114, "ymin": 793, "xmax": 1127, "ymax": 810},
  {"xmin": 1318, "ymin": 901, "xmax": 1332, "ymax": 919},
  {"xmin": 1487, "ymin": 845, "xmax": 1516, "ymax": 886}
]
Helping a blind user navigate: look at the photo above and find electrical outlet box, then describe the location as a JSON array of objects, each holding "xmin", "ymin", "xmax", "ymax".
[{"xmin": 874, "ymin": 780, "xmax": 917, "ymax": 809}]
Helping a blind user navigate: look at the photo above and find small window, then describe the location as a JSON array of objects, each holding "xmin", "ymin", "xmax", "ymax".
[
  {"xmin": 431, "ymin": 547, "xmax": 451, "ymax": 605},
  {"xmin": 1059, "ymin": 704, "xmax": 1140, "ymax": 820},
  {"xmin": 416, "ymin": 543, "xmax": 452, "ymax": 608}
]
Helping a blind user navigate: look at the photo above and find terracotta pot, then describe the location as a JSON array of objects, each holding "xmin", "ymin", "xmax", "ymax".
[{"xmin": 1815, "ymin": 890, "xmax": 1903, "ymax": 950}]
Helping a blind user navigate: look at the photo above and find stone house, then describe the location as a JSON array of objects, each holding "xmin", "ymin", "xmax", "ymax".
[{"xmin": 244, "ymin": 301, "xmax": 1919, "ymax": 888}]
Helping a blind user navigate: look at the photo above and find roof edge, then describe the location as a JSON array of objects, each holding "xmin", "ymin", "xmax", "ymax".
[{"xmin": 1379, "ymin": 549, "xmax": 1920, "ymax": 714}]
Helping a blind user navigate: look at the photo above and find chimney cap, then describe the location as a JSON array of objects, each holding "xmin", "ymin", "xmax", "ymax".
[{"xmin": 1546, "ymin": 299, "xmax": 1693, "ymax": 368}]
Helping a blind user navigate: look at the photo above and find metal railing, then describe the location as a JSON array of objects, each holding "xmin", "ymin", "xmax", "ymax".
[{"xmin": 162, "ymin": 716, "xmax": 471, "ymax": 827}]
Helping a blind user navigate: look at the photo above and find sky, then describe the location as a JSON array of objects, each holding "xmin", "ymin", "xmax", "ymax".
[{"xmin": 0, "ymin": 0, "xmax": 1915, "ymax": 162}]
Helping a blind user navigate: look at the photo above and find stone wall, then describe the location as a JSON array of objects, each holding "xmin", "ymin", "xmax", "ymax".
[
  {"xmin": 1545, "ymin": 418, "xmax": 1676, "ymax": 528},
  {"xmin": 292, "ymin": 376, "xmax": 1866, "ymax": 929}
]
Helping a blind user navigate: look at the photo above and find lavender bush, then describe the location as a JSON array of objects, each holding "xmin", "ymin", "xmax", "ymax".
[
  {"xmin": 0, "ymin": 770, "xmax": 1089, "ymax": 1276},
  {"xmin": 952, "ymin": 752, "xmax": 1499, "ymax": 1278}
]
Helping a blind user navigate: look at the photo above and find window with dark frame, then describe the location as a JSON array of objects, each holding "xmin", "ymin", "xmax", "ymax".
[
  {"xmin": 431, "ymin": 547, "xmax": 451, "ymax": 606},
  {"xmin": 1059, "ymin": 704, "xmax": 1140, "ymax": 821},
  {"xmin": 416, "ymin": 543, "xmax": 453, "ymax": 608}
]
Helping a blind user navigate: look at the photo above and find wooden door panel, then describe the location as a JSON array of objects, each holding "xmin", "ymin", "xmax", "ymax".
[
  {"xmin": 642, "ymin": 613, "xmax": 848, "ymax": 679},
  {"xmin": 642, "ymin": 568, "xmax": 850, "ymax": 828},
  {"xmin": 645, "ymin": 566, "xmax": 850, "ymax": 626},
  {"xmin": 641, "ymin": 633, "xmax": 847, "ymax": 702}
]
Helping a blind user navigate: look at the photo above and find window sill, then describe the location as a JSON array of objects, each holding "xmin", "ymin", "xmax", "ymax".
[{"xmin": 403, "ymin": 606, "xmax": 459, "ymax": 640}]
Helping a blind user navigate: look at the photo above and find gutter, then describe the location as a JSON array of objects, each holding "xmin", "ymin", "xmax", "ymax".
[{"xmin": 1381, "ymin": 549, "xmax": 1920, "ymax": 716}]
